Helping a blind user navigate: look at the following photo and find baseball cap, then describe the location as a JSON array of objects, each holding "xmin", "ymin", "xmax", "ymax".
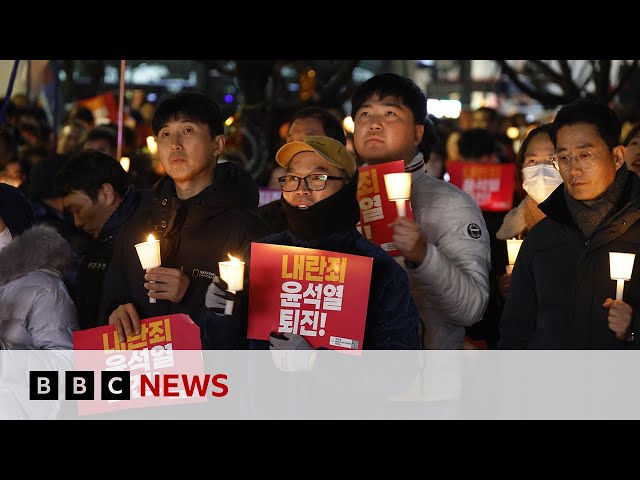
[{"xmin": 275, "ymin": 135, "xmax": 356, "ymax": 178}]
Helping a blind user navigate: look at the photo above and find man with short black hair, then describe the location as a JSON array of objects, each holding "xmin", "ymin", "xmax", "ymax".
[
  {"xmin": 100, "ymin": 91, "xmax": 267, "ymax": 348},
  {"xmin": 500, "ymin": 98, "xmax": 640, "ymax": 348},
  {"xmin": 56, "ymin": 149, "xmax": 141, "ymax": 329},
  {"xmin": 351, "ymin": 73, "xmax": 491, "ymax": 349}
]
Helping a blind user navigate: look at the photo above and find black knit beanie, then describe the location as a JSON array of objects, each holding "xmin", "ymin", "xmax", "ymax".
[{"xmin": 0, "ymin": 183, "xmax": 35, "ymax": 236}]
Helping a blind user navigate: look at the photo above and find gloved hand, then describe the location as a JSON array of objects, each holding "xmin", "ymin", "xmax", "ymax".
[
  {"xmin": 269, "ymin": 332, "xmax": 317, "ymax": 372},
  {"xmin": 205, "ymin": 275, "xmax": 236, "ymax": 315}
]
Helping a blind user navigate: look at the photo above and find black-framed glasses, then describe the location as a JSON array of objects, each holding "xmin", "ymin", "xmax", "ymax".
[
  {"xmin": 551, "ymin": 150, "xmax": 597, "ymax": 171},
  {"xmin": 277, "ymin": 174, "xmax": 345, "ymax": 192}
]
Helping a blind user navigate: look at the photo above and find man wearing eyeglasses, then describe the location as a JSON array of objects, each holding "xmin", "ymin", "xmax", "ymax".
[
  {"xmin": 204, "ymin": 135, "xmax": 421, "ymax": 353},
  {"xmin": 500, "ymin": 98, "xmax": 640, "ymax": 349}
]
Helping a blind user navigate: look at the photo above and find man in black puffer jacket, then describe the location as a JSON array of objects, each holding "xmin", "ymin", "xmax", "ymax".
[{"xmin": 100, "ymin": 91, "xmax": 268, "ymax": 348}]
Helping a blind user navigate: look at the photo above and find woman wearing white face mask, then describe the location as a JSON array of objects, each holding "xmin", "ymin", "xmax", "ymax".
[
  {"xmin": 496, "ymin": 124, "xmax": 562, "ymax": 298},
  {"xmin": 0, "ymin": 184, "xmax": 77, "ymax": 349}
]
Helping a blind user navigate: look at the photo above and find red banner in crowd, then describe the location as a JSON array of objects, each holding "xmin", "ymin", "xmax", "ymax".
[
  {"xmin": 76, "ymin": 92, "xmax": 119, "ymax": 124},
  {"xmin": 447, "ymin": 161, "xmax": 515, "ymax": 212},
  {"xmin": 73, "ymin": 314, "xmax": 204, "ymax": 416},
  {"xmin": 247, "ymin": 242, "xmax": 373, "ymax": 351},
  {"xmin": 356, "ymin": 160, "xmax": 414, "ymax": 256}
]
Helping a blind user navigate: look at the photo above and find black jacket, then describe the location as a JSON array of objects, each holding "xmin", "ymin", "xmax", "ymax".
[
  {"xmin": 75, "ymin": 186, "xmax": 143, "ymax": 329},
  {"xmin": 99, "ymin": 162, "xmax": 269, "ymax": 340},
  {"xmin": 258, "ymin": 198, "xmax": 289, "ymax": 236},
  {"xmin": 500, "ymin": 173, "xmax": 640, "ymax": 349}
]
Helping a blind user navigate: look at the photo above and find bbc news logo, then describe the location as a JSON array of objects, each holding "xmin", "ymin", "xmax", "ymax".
[{"xmin": 29, "ymin": 371, "xmax": 229, "ymax": 400}]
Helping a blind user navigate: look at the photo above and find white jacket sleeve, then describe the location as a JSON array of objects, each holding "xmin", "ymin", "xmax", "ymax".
[
  {"xmin": 26, "ymin": 288, "xmax": 77, "ymax": 350},
  {"xmin": 408, "ymin": 182, "xmax": 491, "ymax": 327}
]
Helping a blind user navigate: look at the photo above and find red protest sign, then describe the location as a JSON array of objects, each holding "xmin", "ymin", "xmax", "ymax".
[
  {"xmin": 72, "ymin": 314, "xmax": 205, "ymax": 416},
  {"xmin": 357, "ymin": 160, "xmax": 414, "ymax": 256},
  {"xmin": 73, "ymin": 313, "xmax": 201, "ymax": 350},
  {"xmin": 247, "ymin": 242, "xmax": 373, "ymax": 351},
  {"xmin": 447, "ymin": 161, "xmax": 515, "ymax": 212},
  {"xmin": 76, "ymin": 92, "xmax": 119, "ymax": 124}
]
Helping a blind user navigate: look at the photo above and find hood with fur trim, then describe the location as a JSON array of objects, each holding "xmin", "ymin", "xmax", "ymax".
[
  {"xmin": 496, "ymin": 195, "xmax": 546, "ymax": 241},
  {"xmin": 0, "ymin": 224, "xmax": 71, "ymax": 287}
]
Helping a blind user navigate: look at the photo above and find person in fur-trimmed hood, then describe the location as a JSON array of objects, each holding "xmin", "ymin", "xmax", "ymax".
[{"xmin": 0, "ymin": 183, "xmax": 77, "ymax": 349}]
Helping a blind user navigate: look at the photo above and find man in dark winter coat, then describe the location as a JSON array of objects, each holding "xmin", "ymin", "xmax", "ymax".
[
  {"xmin": 500, "ymin": 98, "xmax": 640, "ymax": 349},
  {"xmin": 56, "ymin": 149, "xmax": 143, "ymax": 329},
  {"xmin": 100, "ymin": 91, "xmax": 268, "ymax": 348}
]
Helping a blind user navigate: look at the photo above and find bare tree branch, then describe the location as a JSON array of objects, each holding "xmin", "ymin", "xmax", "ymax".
[
  {"xmin": 496, "ymin": 60, "xmax": 572, "ymax": 108},
  {"xmin": 529, "ymin": 60, "xmax": 576, "ymax": 94},
  {"xmin": 557, "ymin": 60, "xmax": 581, "ymax": 97},
  {"xmin": 317, "ymin": 60, "xmax": 359, "ymax": 105},
  {"xmin": 610, "ymin": 60, "xmax": 639, "ymax": 99},
  {"xmin": 597, "ymin": 60, "xmax": 611, "ymax": 102}
]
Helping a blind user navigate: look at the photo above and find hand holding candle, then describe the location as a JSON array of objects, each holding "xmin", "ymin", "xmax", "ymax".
[
  {"xmin": 609, "ymin": 252, "xmax": 636, "ymax": 300},
  {"xmin": 506, "ymin": 238, "xmax": 523, "ymax": 274},
  {"xmin": 384, "ymin": 172, "xmax": 412, "ymax": 218},
  {"xmin": 218, "ymin": 253, "xmax": 245, "ymax": 315},
  {"xmin": 135, "ymin": 234, "xmax": 161, "ymax": 303}
]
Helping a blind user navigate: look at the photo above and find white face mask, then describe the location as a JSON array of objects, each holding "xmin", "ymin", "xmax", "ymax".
[
  {"xmin": 521, "ymin": 163, "xmax": 564, "ymax": 203},
  {"xmin": 0, "ymin": 227, "xmax": 12, "ymax": 253}
]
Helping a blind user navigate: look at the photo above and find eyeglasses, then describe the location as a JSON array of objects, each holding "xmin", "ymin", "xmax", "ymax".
[
  {"xmin": 277, "ymin": 174, "xmax": 345, "ymax": 192},
  {"xmin": 551, "ymin": 150, "xmax": 597, "ymax": 171}
]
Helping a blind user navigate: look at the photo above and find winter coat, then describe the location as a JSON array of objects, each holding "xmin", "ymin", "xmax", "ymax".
[
  {"xmin": 74, "ymin": 186, "xmax": 143, "ymax": 330},
  {"xmin": 0, "ymin": 224, "xmax": 78, "ymax": 349},
  {"xmin": 399, "ymin": 156, "xmax": 491, "ymax": 349},
  {"xmin": 500, "ymin": 173, "xmax": 640, "ymax": 349},
  {"xmin": 99, "ymin": 162, "xmax": 269, "ymax": 339}
]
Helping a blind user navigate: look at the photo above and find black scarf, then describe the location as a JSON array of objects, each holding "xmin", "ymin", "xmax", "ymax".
[
  {"xmin": 281, "ymin": 171, "xmax": 361, "ymax": 242},
  {"xmin": 564, "ymin": 162, "xmax": 629, "ymax": 239}
]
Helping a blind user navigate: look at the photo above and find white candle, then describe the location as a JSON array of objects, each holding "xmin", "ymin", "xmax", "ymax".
[
  {"xmin": 383, "ymin": 172, "xmax": 412, "ymax": 218},
  {"xmin": 384, "ymin": 172, "xmax": 412, "ymax": 200},
  {"xmin": 609, "ymin": 252, "xmax": 636, "ymax": 300},
  {"xmin": 135, "ymin": 234, "xmax": 161, "ymax": 303},
  {"xmin": 506, "ymin": 238, "xmax": 524, "ymax": 266},
  {"xmin": 146, "ymin": 136, "xmax": 158, "ymax": 155},
  {"xmin": 219, "ymin": 253, "xmax": 245, "ymax": 314}
]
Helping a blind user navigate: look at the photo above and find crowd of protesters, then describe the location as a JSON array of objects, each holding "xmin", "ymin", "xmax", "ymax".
[{"xmin": 1, "ymin": 72, "xmax": 639, "ymax": 352}]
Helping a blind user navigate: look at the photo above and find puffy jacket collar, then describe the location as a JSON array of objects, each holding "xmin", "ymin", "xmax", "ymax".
[
  {"xmin": 98, "ymin": 186, "xmax": 144, "ymax": 242},
  {"xmin": 153, "ymin": 162, "xmax": 259, "ymax": 212},
  {"xmin": 0, "ymin": 224, "xmax": 70, "ymax": 287}
]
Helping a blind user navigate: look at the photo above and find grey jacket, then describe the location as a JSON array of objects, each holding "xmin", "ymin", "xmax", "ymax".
[
  {"xmin": 398, "ymin": 154, "xmax": 491, "ymax": 349},
  {"xmin": 0, "ymin": 225, "xmax": 77, "ymax": 349}
]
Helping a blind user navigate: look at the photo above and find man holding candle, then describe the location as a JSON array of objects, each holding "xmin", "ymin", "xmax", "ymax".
[
  {"xmin": 100, "ymin": 91, "xmax": 267, "ymax": 347},
  {"xmin": 351, "ymin": 73, "xmax": 491, "ymax": 349},
  {"xmin": 500, "ymin": 98, "xmax": 640, "ymax": 348}
]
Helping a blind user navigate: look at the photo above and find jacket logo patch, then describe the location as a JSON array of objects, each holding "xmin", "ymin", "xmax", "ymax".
[
  {"xmin": 467, "ymin": 223, "xmax": 482, "ymax": 239},
  {"xmin": 192, "ymin": 269, "xmax": 216, "ymax": 280}
]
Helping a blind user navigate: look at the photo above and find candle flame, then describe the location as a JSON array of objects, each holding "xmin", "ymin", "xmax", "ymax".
[
  {"xmin": 147, "ymin": 234, "xmax": 156, "ymax": 242},
  {"xmin": 227, "ymin": 253, "xmax": 242, "ymax": 264}
]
